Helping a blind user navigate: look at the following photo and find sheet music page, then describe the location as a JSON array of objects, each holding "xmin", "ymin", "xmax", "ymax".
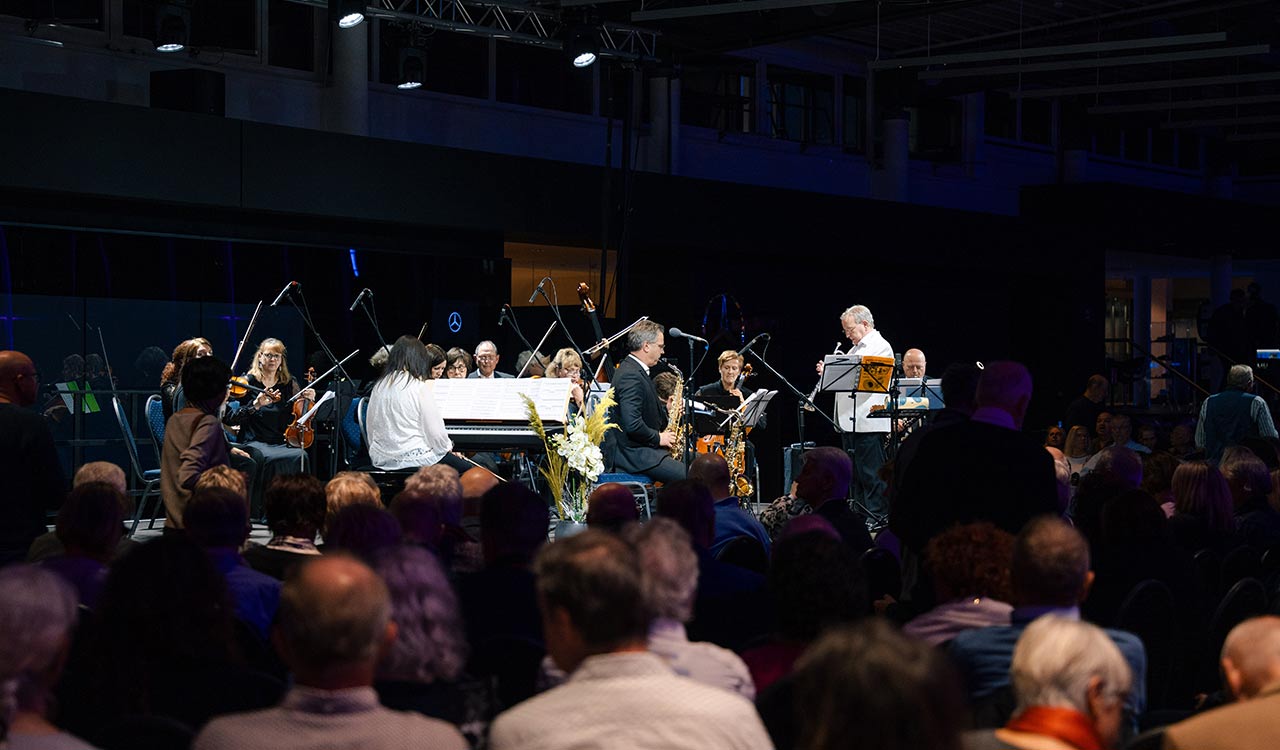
[
  {"xmin": 297, "ymin": 390, "xmax": 335, "ymax": 426},
  {"xmin": 429, "ymin": 378, "xmax": 573, "ymax": 423}
]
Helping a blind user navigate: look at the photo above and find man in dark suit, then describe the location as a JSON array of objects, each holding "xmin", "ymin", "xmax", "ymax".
[
  {"xmin": 890, "ymin": 360, "xmax": 1059, "ymax": 559},
  {"xmin": 606, "ymin": 320, "xmax": 686, "ymax": 483},
  {"xmin": 467, "ymin": 341, "xmax": 514, "ymax": 379}
]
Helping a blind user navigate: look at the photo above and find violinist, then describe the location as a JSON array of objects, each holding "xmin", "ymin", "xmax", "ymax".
[
  {"xmin": 547, "ymin": 347, "xmax": 586, "ymax": 412},
  {"xmin": 159, "ymin": 337, "xmax": 211, "ymax": 420},
  {"xmin": 223, "ymin": 338, "xmax": 316, "ymax": 499},
  {"xmin": 366, "ymin": 336, "xmax": 471, "ymax": 472}
]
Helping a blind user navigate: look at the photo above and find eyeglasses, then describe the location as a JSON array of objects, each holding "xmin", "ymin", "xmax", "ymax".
[
  {"xmin": 260, "ymin": 353, "xmax": 283, "ymax": 360},
  {"xmin": 476, "ymin": 354, "xmax": 497, "ymax": 362}
]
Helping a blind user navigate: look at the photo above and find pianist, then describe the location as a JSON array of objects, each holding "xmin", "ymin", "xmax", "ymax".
[{"xmin": 367, "ymin": 336, "xmax": 473, "ymax": 473}]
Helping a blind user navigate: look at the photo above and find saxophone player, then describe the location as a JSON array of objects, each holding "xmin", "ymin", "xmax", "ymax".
[{"xmin": 603, "ymin": 320, "xmax": 687, "ymax": 483}]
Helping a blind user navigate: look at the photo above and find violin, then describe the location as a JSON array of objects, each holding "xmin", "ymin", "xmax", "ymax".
[
  {"xmin": 577, "ymin": 282, "xmax": 610, "ymax": 384},
  {"xmin": 284, "ymin": 367, "xmax": 317, "ymax": 449},
  {"xmin": 228, "ymin": 375, "xmax": 280, "ymax": 402}
]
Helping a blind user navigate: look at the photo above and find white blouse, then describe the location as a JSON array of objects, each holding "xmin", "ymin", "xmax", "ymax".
[{"xmin": 366, "ymin": 373, "xmax": 453, "ymax": 470}]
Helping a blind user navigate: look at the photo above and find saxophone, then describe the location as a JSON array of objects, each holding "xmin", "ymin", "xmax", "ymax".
[
  {"xmin": 724, "ymin": 416, "xmax": 753, "ymax": 500},
  {"xmin": 667, "ymin": 376, "xmax": 686, "ymax": 460}
]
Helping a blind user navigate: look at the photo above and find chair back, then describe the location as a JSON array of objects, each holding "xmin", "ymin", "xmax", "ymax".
[
  {"xmin": 111, "ymin": 396, "xmax": 148, "ymax": 481},
  {"xmin": 1115, "ymin": 579, "xmax": 1177, "ymax": 710},
  {"xmin": 1192, "ymin": 547, "xmax": 1220, "ymax": 599},
  {"xmin": 1221, "ymin": 545, "xmax": 1264, "ymax": 595},
  {"xmin": 96, "ymin": 714, "xmax": 195, "ymax": 750},
  {"xmin": 716, "ymin": 536, "xmax": 769, "ymax": 575},
  {"xmin": 860, "ymin": 546, "xmax": 902, "ymax": 603},
  {"xmin": 1203, "ymin": 577, "xmax": 1269, "ymax": 690},
  {"xmin": 356, "ymin": 396, "xmax": 370, "ymax": 447},
  {"xmin": 341, "ymin": 397, "xmax": 363, "ymax": 451},
  {"xmin": 144, "ymin": 394, "xmax": 165, "ymax": 464}
]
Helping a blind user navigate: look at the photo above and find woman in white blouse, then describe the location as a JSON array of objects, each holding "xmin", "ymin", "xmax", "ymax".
[{"xmin": 367, "ymin": 336, "xmax": 471, "ymax": 473}]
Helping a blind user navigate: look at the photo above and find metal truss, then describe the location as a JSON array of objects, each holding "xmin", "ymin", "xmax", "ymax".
[{"xmin": 285, "ymin": 0, "xmax": 658, "ymax": 61}]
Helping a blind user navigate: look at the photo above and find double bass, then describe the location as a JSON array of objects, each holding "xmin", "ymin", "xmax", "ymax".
[{"xmin": 577, "ymin": 282, "xmax": 610, "ymax": 384}]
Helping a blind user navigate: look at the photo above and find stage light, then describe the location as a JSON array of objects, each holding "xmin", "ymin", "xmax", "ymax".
[
  {"xmin": 566, "ymin": 27, "xmax": 598, "ymax": 68},
  {"xmin": 329, "ymin": 0, "xmax": 366, "ymax": 29},
  {"xmin": 155, "ymin": 11, "xmax": 187, "ymax": 52},
  {"xmin": 398, "ymin": 48, "xmax": 425, "ymax": 90}
]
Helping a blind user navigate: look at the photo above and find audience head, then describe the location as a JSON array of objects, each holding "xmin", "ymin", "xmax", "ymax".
[
  {"xmin": 390, "ymin": 489, "xmax": 444, "ymax": 550},
  {"xmin": 276, "ymin": 554, "xmax": 395, "ymax": 688},
  {"xmin": 655, "ymin": 480, "xmax": 716, "ymax": 550},
  {"xmin": 324, "ymin": 504, "xmax": 402, "ymax": 561},
  {"xmin": 794, "ymin": 447, "xmax": 853, "ymax": 510},
  {"xmin": 1227, "ymin": 364, "xmax": 1256, "ymax": 391},
  {"xmin": 183, "ymin": 486, "xmax": 250, "ymax": 550},
  {"xmin": 1085, "ymin": 374, "xmax": 1109, "ymax": 402},
  {"xmin": 924, "ymin": 522, "xmax": 1014, "ymax": 603},
  {"xmin": 473, "ymin": 340, "xmax": 500, "ymax": 377},
  {"xmin": 779, "ymin": 514, "xmax": 841, "ymax": 543},
  {"xmin": 1171, "ymin": 461, "xmax": 1235, "ymax": 534},
  {"xmin": 975, "ymin": 361, "xmax": 1033, "ymax": 428},
  {"xmin": 1010, "ymin": 616, "xmax": 1131, "ymax": 749},
  {"xmin": 403, "ymin": 465, "xmax": 463, "ymax": 527},
  {"xmin": 626, "ymin": 517, "xmax": 698, "ymax": 623},
  {"xmin": 940, "ymin": 362, "xmax": 982, "ymax": 415},
  {"xmin": 0, "ymin": 350, "xmax": 40, "ymax": 406},
  {"xmin": 161, "ymin": 337, "xmax": 212, "ymax": 385},
  {"xmin": 1137, "ymin": 424, "xmax": 1159, "ymax": 452},
  {"xmin": 460, "ymin": 466, "xmax": 499, "ymax": 503},
  {"xmin": 1140, "ymin": 451, "xmax": 1179, "ymax": 498},
  {"xmin": 445, "ymin": 347, "xmax": 472, "ymax": 379},
  {"xmin": 181, "ymin": 355, "xmax": 231, "ymax": 411},
  {"xmin": 371, "ymin": 545, "xmax": 468, "ymax": 684},
  {"xmin": 1090, "ymin": 446, "xmax": 1143, "ymax": 489},
  {"xmin": 1108, "ymin": 414, "xmax": 1134, "ymax": 447},
  {"xmin": 325, "ymin": 471, "xmax": 382, "ymax": 535},
  {"xmin": 689, "ymin": 453, "xmax": 733, "ymax": 500},
  {"xmin": 1100, "ymin": 489, "xmax": 1167, "ymax": 546},
  {"xmin": 1095, "ymin": 412, "xmax": 1113, "ymax": 440},
  {"xmin": 195, "ymin": 464, "xmax": 250, "ymax": 498},
  {"xmin": 534, "ymin": 530, "xmax": 649, "ymax": 672},
  {"xmin": 1170, "ymin": 423, "xmax": 1195, "ymax": 450},
  {"xmin": 1010, "ymin": 516, "xmax": 1092, "ymax": 608},
  {"xmin": 792, "ymin": 619, "xmax": 965, "ymax": 750},
  {"xmin": 585, "ymin": 483, "xmax": 639, "ymax": 533},
  {"xmin": 1064, "ymin": 426, "xmax": 1091, "ymax": 457},
  {"xmin": 0, "ymin": 566, "xmax": 79, "ymax": 725},
  {"xmin": 264, "ymin": 473, "xmax": 326, "ymax": 540},
  {"xmin": 1221, "ymin": 445, "xmax": 1273, "ymax": 505},
  {"xmin": 1220, "ymin": 616, "xmax": 1280, "ymax": 700},
  {"xmin": 73, "ymin": 461, "xmax": 127, "ymax": 495},
  {"xmin": 383, "ymin": 335, "xmax": 434, "ymax": 381},
  {"xmin": 769, "ymin": 531, "xmax": 865, "ymax": 642},
  {"xmin": 55, "ymin": 482, "xmax": 126, "ymax": 561},
  {"xmin": 479, "ymin": 483, "xmax": 549, "ymax": 567},
  {"xmin": 1045, "ymin": 426, "xmax": 1065, "ymax": 449}
]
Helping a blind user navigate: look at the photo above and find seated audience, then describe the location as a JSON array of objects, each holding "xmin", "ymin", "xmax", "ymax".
[
  {"xmin": 964, "ymin": 616, "xmax": 1132, "ymax": 750},
  {"xmin": 628, "ymin": 517, "xmax": 756, "ymax": 699},
  {"xmin": 39, "ymin": 481, "xmax": 126, "ymax": 608},
  {"xmin": 758, "ymin": 447, "xmax": 872, "ymax": 557},
  {"xmin": 1069, "ymin": 447, "xmax": 1143, "ymax": 546},
  {"xmin": 1163, "ymin": 616, "xmax": 1280, "ymax": 749},
  {"xmin": 161, "ymin": 356, "xmax": 233, "ymax": 529},
  {"xmin": 690, "ymin": 453, "xmax": 771, "ymax": 559},
  {"xmin": 488, "ymin": 530, "xmax": 771, "ymax": 749},
  {"xmin": 455, "ymin": 467, "xmax": 500, "ymax": 573},
  {"xmin": 0, "ymin": 350, "xmax": 67, "ymax": 564},
  {"xmin": 949, "ymin": 517, "xmax": 1146, "ymax": 726},
  {"xmin": 399, "ymin": 464, "xmax": 476, "ymax": 567},
  {"xmin": 1168, "ymin": 461, "xmax": 1237, "ymax": 553},
  {"xmin": 1168, "ymin": 422, "xmax": 1200, "ymax": 461},
  {"xmin": 0, "ymin": 566, "xmax": 98, "ymax": 750},
  {"xmin": 903, "ymin": 522, "xmax": 1015, "ymax": 646},
  {"xmin": 27, "ymin": 461, "xmax": 134, "ymax": 563},
  {"xmin": 184, "ymin": 485, "xmax": 281, "ymax": 641},
  {"xmin": 243, "ymin": 474, "xmax": 326, "ymax": 580},
  {"xmin": 1220, "ymin": 446, "xmax": 1280, "ymax": 549},
  {"xmin": 1063, "ymin": 426, "xmax": 1092, "ymax": 484},
  {"xmin": 1142, "ymin": 450, "xmax": 1180, "ymax": 510},
  {"xmin": 194, "ymin": 555, "xmax": 467, "ymax": 750},
  {"xmin": 585, "ymin": 482, "xmax": 640, "ymax": 533},
  {"xmin": 323, "ymin": 504, "xmax": 402, "ymax": 561},
  {"xmin": 324, "ymin": 471, "xmax": 382, "ymax": 537}
]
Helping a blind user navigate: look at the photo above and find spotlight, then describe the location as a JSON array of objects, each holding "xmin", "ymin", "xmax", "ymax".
[
  {"xmin": 329, "ymin": 0, "xmax": 366, "ymax": 29},
  {"xmin": 398, "ymin": 48, "xmax": 425, "ymax": 90},
  {"xmin": 155, "ymin": 10, "xmax": 187, "ymax": 53},
  {"xmin": 566, "ymin": 26, "xmax": 598, "ymax": 68}
]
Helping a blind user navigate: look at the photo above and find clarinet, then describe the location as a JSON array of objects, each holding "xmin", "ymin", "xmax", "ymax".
[{"xmin": 803, "ymin": 342, "xmax": 843, "ymax": 411}]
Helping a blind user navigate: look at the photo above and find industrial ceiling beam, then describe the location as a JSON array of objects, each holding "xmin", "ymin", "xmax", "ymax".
[
  {"xmin": 870, "ymin": 32, "xmax": 1225, "ymax": 70},
  {"xmin": 631, "ymin": 0, "xmax": 864, "ymax": 23},
  {"xmin": 1013, "ymin": 71, "xmax": 1280, "ymax": 99},
  {"xmin": 1161, "ymin": 115, "xmax": 1280, "ymax": 129},
  {"xmin": 1227, "ymin": 132, "xmax": 1280, "ymax": 142},
  {"xmin": 918, "ymin": 44, "xmax": 1270, "ymax": 81},
  {"xmin": 1088, "ymin": 94, "xmax": 1280, "ymax": 115}
]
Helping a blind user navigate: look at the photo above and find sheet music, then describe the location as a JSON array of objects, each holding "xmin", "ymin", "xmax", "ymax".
[
  {"xmin": 739, "ymin": 389, "xmax": 776, "ymax": 427},
  {"xmin": 429, "ymin": 378, "xmax": 573, "ymax": 424},
  {"xmin": 296, "ymin": 390, "xmax": 335, "ymax": 427}
]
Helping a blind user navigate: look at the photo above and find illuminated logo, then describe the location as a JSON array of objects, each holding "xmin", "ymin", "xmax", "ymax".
[{"xmin": 448, "ymin": 312, "xmax": 462, "ymax": 333}]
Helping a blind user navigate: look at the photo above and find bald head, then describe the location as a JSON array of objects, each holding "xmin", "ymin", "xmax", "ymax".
[
  {"xmin": 1222, "ymin": 616, "xmax": 1280, "ymax": 700},
  {"xmin": 0, "ymin": 351, "xmax": 39, "ymax": 406},
  {"xmin": 586, "ymin": 483, "xmax": 639, "ymax": 533},
  {"xmin": 689, "ymin": 453, "xmax": 731, "ymax": 499},
  {"xmin": 976, "ymin": 361, "xmax": 1033, "ymax": 428},
  {"xmin": 902, "ymin": 349, "xmax": 926, "ymax": 379},
  {"xmin": 795, "ymin": 447, "xmax": 853, "ymax": 509},
  {"xmin": 275, "ymin": 555, "xmax": 394, "ymax": 686}
]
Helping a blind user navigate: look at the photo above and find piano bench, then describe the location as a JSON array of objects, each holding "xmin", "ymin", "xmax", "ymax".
[
  {"xmin": 362, "ymin": 468, "xmax": 417, "ymax": 500},
  {"xmin": 594, "ymin": 473, "xmax": 655, "ymax": 520}
]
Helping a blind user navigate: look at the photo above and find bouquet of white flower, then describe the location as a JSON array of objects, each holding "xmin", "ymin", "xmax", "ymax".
[{"xmin": 522, "ymin": 388, "xmax": 617, "ymax": 523}]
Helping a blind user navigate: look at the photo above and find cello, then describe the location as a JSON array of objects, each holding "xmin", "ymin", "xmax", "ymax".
[{"xmin": 577, "ymin": 282, "xmax": 610, "ymax": 384}]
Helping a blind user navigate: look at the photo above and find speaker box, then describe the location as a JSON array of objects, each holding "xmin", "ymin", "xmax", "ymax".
[{"xmin": 150, "ymin": 68, "xmax": 226, "ymax": 116}]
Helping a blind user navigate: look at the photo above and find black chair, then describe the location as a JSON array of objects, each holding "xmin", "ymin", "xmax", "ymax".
[
  {"xmin": 469, "ymin": 634, "xmax": 546, "ymax": 711},
  {"xmin": 96, "ymin": 714, "xmax": 194, "ymax": 750},
  {"xmin": 1220, "ymin": 545, "xmax": 1263, "ymax": 595},
  {"xmin": 1114, "ymin": 579, "xmax": 1178, "ymax": 710},
  {"xmin": 1200, "ymin": 577, "xmax": 1268, "ymax": 691},
  {"xmin": 860, "ymin": 547, "xmax": 902, "ymax": 604},
  {"xmin": 715, "ymin": 535, "xmax": 768, "ymax": 575},
  {"xmin": 1191, "ymin": 547, "xmax": 1220, "ymax": 606},
  {"xmin": 1125, "ymin": 726, "xmax": 1166, "ymax": 750},
  {"xmin": 1261, "ymin": 545, "xmax": 1280, "ymax": 588}
]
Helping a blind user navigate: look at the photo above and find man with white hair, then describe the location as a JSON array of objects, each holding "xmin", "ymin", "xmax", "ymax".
[
  {"xmin": 1196, "ymin": 364, "xmax": 1279, "ymax": 464},
  {"xmin": 1163, "ymin": 616, "xmax": 1280, "ymax": 749},
  {"xmin": 468, "ymin": 341, "xmax": 513, "ymax": 379},
  {"xmin": 965, "ymin": 615, "xmax": 1132, "ymax": 750},
  {"xmin": 891, "ymin": 361, "xmax": 1059, "ymax": 557}
]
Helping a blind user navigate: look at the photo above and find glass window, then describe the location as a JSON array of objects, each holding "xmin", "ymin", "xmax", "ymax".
[{"xmin": 496, "ymin": 41, "xmax": 593, "ymax": 115}]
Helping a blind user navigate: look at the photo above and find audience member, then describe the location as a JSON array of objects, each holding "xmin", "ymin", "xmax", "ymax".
[
  {"xmin": 1168, "ymin": 462, "xmax": 1237, "ymax": 553},
  {"xmin": 903, "ymin": 523, "xmax": 1015, "ymax": 646},
  {"xmin": 965, "ymin": 616, "xmax": 1132, "ymax": 750},
  {"xmin": 194, "ymin": 463, "xmax": 249, "ymax": 496},
  {"xmin": 1142, "ymin": 450, "xmax": 1180, "ymax": 510},
  {"xmin": 0, "ymin": 350, "xmax": 67, "ymax": 564},
  {"xmin": 488, "ymin": 530, "xmax": 771, "ymax": 750},
  {"xmin": 27, "ymin": 461, "xmax": 134, "ymax": 563},
  {"xmin": 243, "ymin": 474, "xmax": 325, "ymax": 580},
  {"xmin": 0, "ymin": 566, "xmax": 97, "ymax": 749},
  {"xmin": 390, "ymin": 488, "xmax": 444, "ymax": 550},
  {"xmin": 1220, "ymin": 446, "xmax": 1280, "ymax": 549},
  {"xmin": 1163, "ymin": 616, "xmax": 1280, "ymax": 750},
  {"xmin": 194, "ymin": 555, "xmax": 467, "ymax": 750},
  {"xmin": 1064, "ymin": 374, "xmax": 1110, "ymax": 440},
  {"xmin": 1069, "ymin": 447, "xmax": 1142, "ymax": 546},
  {"xmin": 184, "ymin": 486, "xmax": 281, "ymax": 641},
  {"xmin": 1063, "ymin": 426, "xmax": 1092, "ymax": 482},
  {"xmin": 892, "ymin": 361, "xmax": 1059, "ymax": 558},
  {"xmin": 1168, "ymin": 422, "xmax": 1199, "ymax": 461},
  {"xmin": 324, "ymin": 471, "xmax": 382, "ymax": 536},
  {"xmin": 1095, "ymin": 412, "xmax": 1114, "ymax": 450},
  {"xmin": 948, "ymin": 517, "xmax": 1146, "ymax": 726},
  {"xmin": 1137, "ymin": 424, "xmax": 1160, "ymax": 453},
  {"xmin": 323, "ymin": 504, "xmax": 402, "ymax": 560},
  {"xmin": 691, "ymin": 453, "xmax": 771, "ymax": 558},
  {"xmin": 891, "ymin": 361, "xmax": 982, "ymax": 492},
  {"xmin": 1106, "ymin": 414, "xmax": 1151, "ymax": 455},
  {"xmin": 627, "ymin": 517, "xmax": 755, "ymax": 699},
  {"xmin": 759, "ymin": 447, "xmax": 872, "ymax": 557},
  {"xmin": 38, "ymin": 482, "xmax": 125, "ymax": 608},
  {"xmin": 585, "ymin": 482, "xmax": 640, "ymax": 533},
  {"xmin": 398, "ymin": 464, "xmax": 476, "ymax": 567},
  {"xmin": 161, "ymin": 356, "xmax": 233, "ymax": 529},
  {"xmin": 1197, "ymin": 364, "xmax": 1279, "ymax": 464}
]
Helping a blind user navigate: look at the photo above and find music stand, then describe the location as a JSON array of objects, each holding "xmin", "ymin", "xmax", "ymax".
[{"xmin": 818, "ymin": 354, "xmax": 894, "ymax": 527}]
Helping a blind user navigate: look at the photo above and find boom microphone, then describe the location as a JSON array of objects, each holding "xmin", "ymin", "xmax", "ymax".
[
  {"xmin": 737, "ymin": 333, "xmax": 770, "ymax": 357},
  {"xmin": 270, "ymin": 281, "xmax": 298, "ymax": 307},
  {"xmin": 668, "ymin": 327, "xmax": 708, "ymax": 345},
  {"xmin": 528, "ymin": 277, "xmax": 549, "ymax": 305},
  {"xmin": 348, "ymin": 288, "xmax": 370, "ymax": 312}
]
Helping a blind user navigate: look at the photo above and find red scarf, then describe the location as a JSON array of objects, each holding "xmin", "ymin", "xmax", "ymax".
[{"xmin": 1004, "ymin": 706, "xmax": 1105, "ymax": 750}]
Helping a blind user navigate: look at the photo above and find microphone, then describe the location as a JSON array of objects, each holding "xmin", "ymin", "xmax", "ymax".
[
  {"xmin": 528, "ymin": 277, "xmax": 549, "ymax": 305},
  {"xmin": 894, "ymin": 351, "xmax": 904, "ymax": 377},
  {"xmin": 270, "ymin": 281, "xmax": 298, "ymax": 307},
  {"xmin": 668, "ymin": 327, "xmax": 708, "ymax": 345},
  {"xmin": 498, "ymin": 306, "xmax": 509, "ymax": 327},
  {"xmin": 737, "ymin": 333, "xmax": 770, "ymax": 357},
  {"xmin": 348, "ymin": 288, "xmax": 370, "ymax": 312}
]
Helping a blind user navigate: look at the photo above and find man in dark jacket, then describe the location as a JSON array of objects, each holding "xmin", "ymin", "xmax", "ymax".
[{"xmin": 605, "ymin": 320, "xmax": 686, "ymax": 483}]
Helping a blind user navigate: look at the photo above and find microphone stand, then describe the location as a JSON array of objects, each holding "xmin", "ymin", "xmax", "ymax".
[
  {"xmin": 679, "ymin": 337, "xmax": 708, "ymax": 470},
  {"xmin": 743, "ymin": 347, "xmax": 840, "ymax": 434},
  {"xmin": 282, "ymin": 287, "xmax": 356, "ymax": 476},
  {"xmin": 353, "ymin": 292, "xmax": 389, "ymax": 354},
  {"xmin": 503, "ymin": 305, "xmax": 539, "ymax": 359},
  {"xmin": 534, "ymin": 281, "xmax": 596, "ymax": 388}
]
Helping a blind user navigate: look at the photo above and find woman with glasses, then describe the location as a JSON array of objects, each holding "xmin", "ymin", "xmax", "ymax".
[
  {"xmin": 224, "ymin": 338, "xmax": 317, "ymax": 507},
  {"xmin": 445, "ymin": 348, "xmax": 472, "ymax": 379},
  {"xmin": 546, "ymin": 347, "xmax": 587, "ymax": 412}
]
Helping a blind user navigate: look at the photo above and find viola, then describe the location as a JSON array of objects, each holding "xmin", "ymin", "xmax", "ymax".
[{"xmin": 284, "ymin": 368, "xmax": 317, "ymax": 449}]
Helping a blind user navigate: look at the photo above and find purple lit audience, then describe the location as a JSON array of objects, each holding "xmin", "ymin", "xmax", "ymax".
[
  {"xmin": 243, "ymin": 473, "xmax": 325, "ymax": 580},
  {"xmin": 903, "ymin": 522, "xmax": 1014, "ymax": 646}
]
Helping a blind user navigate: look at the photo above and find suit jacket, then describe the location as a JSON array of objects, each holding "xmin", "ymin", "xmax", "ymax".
[
  {"xmin": 467, "ymin": 370, "xmax": 514, "ymax": 379},
  {"xmin": 1163, "ymin": 687, "xmax": 1280, "ymax": 750},
  {"xmin": 890, "ymin": 417, "xmax": 1059, "ymax": 556},
  {"xmin": 607, "ymin": 356, "xmax": 671, "ymax": 475}
]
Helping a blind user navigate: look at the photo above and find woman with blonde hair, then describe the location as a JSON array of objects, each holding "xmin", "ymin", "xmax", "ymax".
[{"xmin": 546, "ymin": 347, "xmax": 586, "ymax": 411}]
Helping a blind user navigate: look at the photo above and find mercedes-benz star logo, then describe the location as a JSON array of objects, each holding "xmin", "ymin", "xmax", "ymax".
[{"xmin": 448, "ymin": 312, "xmax": 462, "ymax": 333}]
